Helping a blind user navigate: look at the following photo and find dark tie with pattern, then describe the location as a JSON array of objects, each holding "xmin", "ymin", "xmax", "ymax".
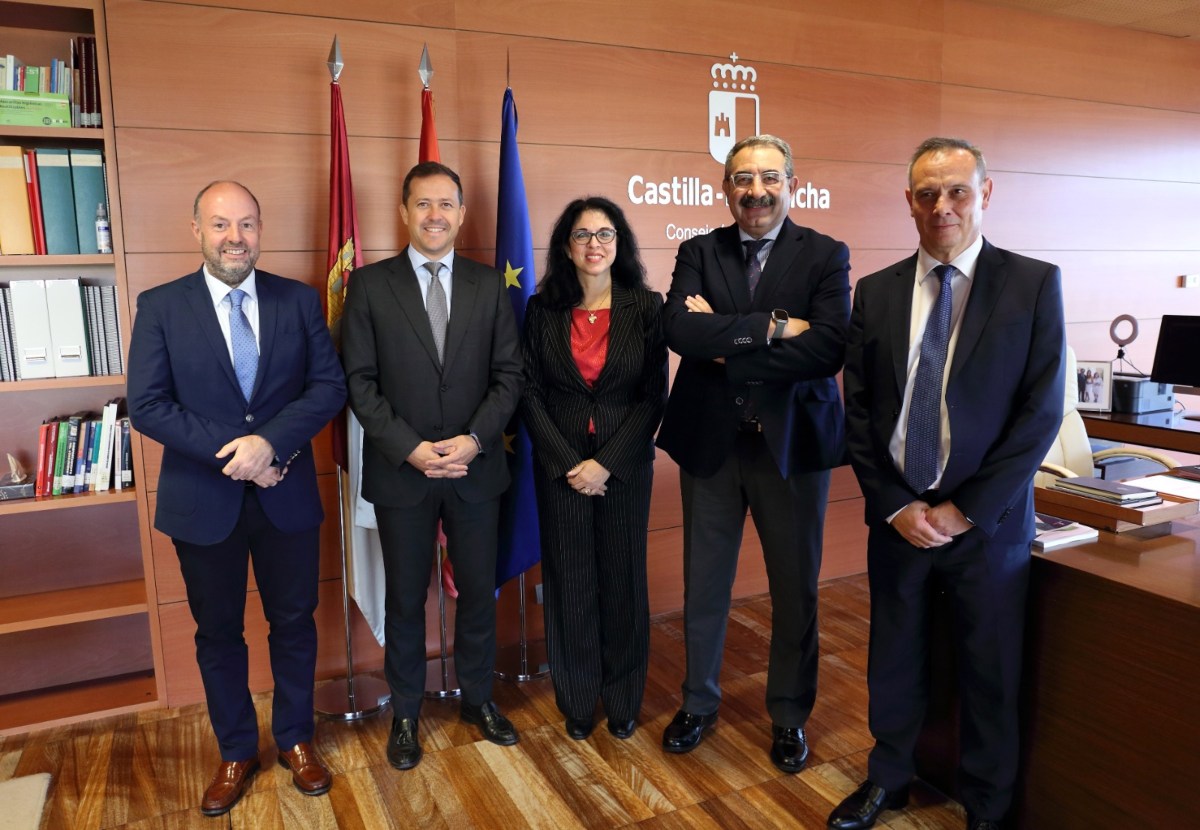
[
  {"xmin": 424, "ymin": 261, "xmax": 448, "ymax": 365},
  {"xmin": 903, "ymin": 264, "xmax": 955, "ymax": 493},
  {"xmin": 744, "ymin": 239, "xmax": 769, "ymax": 300},
  {"xmin": 227, "ymin": 288, "xmax": 258, "ymax": 402}
]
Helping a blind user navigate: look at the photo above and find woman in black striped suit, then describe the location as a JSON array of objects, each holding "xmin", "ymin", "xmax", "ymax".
[{"xmin": 523, "ymin": 196, "xmax": 668, "ymax": 740}]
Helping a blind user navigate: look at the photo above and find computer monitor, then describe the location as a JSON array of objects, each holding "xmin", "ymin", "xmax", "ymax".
[{"xmin": 1150, "ymin": 315, "xmax": 1200, "ymax": 418}]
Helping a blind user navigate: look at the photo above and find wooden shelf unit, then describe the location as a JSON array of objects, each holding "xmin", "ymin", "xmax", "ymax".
[{"xmin": 0, "ymin": 0, "xmax": 164, "ymax": 735}]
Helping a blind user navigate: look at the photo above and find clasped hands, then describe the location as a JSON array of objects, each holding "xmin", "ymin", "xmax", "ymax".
[
  {"xmin": 408, "ymin": 435, "xmax": 479, "ymax": 479},
  {"xmin": 892, "ymin": 500, "xmax": 972, "ymax": 549},
  {"xmin": 567, "ymin": 459, "xmax": 610, "ymax": 497},
  {"xmin": 683, "ymin": 294, "xmax": 809, "ymax": 365},
  {"xmin": 216, "ymin": 434, "xmax": 287, "ymax": 488}
]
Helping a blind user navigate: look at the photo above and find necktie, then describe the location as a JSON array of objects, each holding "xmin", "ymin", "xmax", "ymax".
[
  {"xmin": 424, "ymin": 261, "xmax": 448, "ymax": 364},
  {"xmin": 744, "ymin": 239, "xmax": 769, "ymax": 299},
  {"xmin": 903, "ymin": 264, "xmax": 955, "ymax": 493},
  {"xmin": 227, "ymin": 288, "xmax": 257, "ymax": 402}
]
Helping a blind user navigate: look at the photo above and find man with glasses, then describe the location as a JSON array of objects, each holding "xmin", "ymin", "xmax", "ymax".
[{"xmin": 657, "ymin": 135, "xmax": 851, "ymax": 772}]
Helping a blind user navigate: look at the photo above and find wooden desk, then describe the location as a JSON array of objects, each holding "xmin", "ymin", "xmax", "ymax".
[
  {"xmin": 1082, "ymin": 410, "xmax": 1200, "ymax": 455},
  {"xmin": 916, "ymin": 521, "xmax": 1200, "ymax": 828}
]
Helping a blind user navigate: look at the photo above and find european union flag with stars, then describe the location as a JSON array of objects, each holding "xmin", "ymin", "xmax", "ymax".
[{"xmin": 495, "ymin": 87, "xmax": 541, "ymax": 587}]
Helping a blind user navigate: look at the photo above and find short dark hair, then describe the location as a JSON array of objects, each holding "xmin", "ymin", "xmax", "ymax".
[
  {"xmin": 402, "ymin": 161, "xmax": 464, "ymax": 205},
  {"xmin": 193, "ymin": 180, "xmax": 261, "ymax": 221},
  {"xmin": 538, "ymin": 196, "xmax": 647, "ymax": 311},
  {"xmin": 908, "ymin": 137, "xmax": 987, "ymax": 186},
  {"xmin": 724, "ymin": 134, "xmax": 795, "ymax": 180}
]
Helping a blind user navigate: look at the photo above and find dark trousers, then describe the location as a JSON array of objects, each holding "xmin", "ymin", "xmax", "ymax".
[
  {"xmin": 174, "ymin": 487, "xmax": 320, "ymax": 761},
  {"xmin": 679, "ymin": 430, "xmax": 830, "ymax": 726},
  {"xmin": 535, "ymin": 462, "xmax": 652, "ymax": 723},
  {"xmin": 865, "ymin": 524, "xmax": 1030, "ymax": 822},
  {"xmin": 374, "ymin": 482, "xmax": 500, "ymax": 720}
]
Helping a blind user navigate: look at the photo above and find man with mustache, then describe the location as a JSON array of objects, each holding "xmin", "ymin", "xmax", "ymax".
[
  {"xmin": 341, "ymin": 162, "xmax": 523, "ymax": 770},
  {"xmin": 657, "ymin": 135, "xmax": 851, "ymax": 772},
  {"xmin": 127, "ymin": 181, "xmax": 347, "ymax": 815}
]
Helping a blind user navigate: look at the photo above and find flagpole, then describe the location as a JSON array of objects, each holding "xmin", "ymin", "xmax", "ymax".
[{"xmin": 314, "ymin": 34, "xmax": 389, "ymax": 720}]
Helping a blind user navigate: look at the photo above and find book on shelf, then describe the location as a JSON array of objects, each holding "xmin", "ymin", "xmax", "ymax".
[
  {"xmin": 1033, "ymin": 512, "xmax": 1100, "ymax": 550},
  {"xmin": 9, "ymin": 279, "xmax": 53, "ymax": 380},
  {"xmin": 1050, "ymin": 476, "xmax": 1162, "ymax": 505},
  {"xmin": 23, "ymin": 149, "xmax": 47, "ymax": 255},
  {"xmin": 1168, "ymin": 465, "xmax": 1200, "ymax": 482},
  {"xmin": 69, "ymin": 148, "xmax": 107, "ymax": 254},
  {"xmin": 2, "ymin": 278, "xmax": 122, "ymax": 381},
  {"xmin": 33, "ymin": 147, "xmax": 79, "ymax": 255},
  {"xmin": 0, "ymin": 285, "xmax": 16, "ymax": 381},
  {"xmin": 0, "ymin": 145, "xmax": 36, "ymax": 255}
]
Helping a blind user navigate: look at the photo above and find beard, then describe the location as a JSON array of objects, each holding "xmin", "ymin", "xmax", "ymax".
[{"xmin": 202, "ymin": 241, "xmax": 258, "ymax": 286}]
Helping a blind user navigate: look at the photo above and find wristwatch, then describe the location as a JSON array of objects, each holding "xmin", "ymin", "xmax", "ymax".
[{"xmin": 770, "ymin": 308, "xmax": 789, "ymax": 343}]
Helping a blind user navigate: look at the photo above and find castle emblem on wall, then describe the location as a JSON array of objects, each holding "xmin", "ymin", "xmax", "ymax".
[{"xmin": 709, "ymin": 54, "xmax": 759, "ymax": 164}]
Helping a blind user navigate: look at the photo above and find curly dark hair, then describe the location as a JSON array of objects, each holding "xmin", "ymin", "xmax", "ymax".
[{"xmin": 537, "ymin": 196, "xmax": 647, "ymax": 310}]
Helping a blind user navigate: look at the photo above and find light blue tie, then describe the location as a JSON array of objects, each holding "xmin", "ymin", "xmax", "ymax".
[
  {"xmin": 903, "ymin": 264, "xmax": 954, "ymax": 493},
  {"xmin": 227, "ymin": 288, "xmax": 258, "ymax": 402}
]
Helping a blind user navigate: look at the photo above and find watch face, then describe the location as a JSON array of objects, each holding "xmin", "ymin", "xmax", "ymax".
[{"xmin": 772, "ymin": 308, "xmax": 788, "ymax": 322}]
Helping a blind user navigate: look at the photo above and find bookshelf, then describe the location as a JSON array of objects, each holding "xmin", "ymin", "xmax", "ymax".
[{"xmin": 0, "ymin": 0, "xmax": 163, "ymax": 735}]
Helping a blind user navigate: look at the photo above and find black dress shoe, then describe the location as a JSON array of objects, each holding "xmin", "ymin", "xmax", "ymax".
[
  {"xmin": 461, "ymin": 700, "xmax": 519, "ymax": 746},
  {"xmin": 608, "ymin": 719, "xmax": 636, "ymax": 739},
  {"xmin": 386, "ymin": 717, "xmax": 421, "ymax": 770},
  {"xmin": 769, "ymin": 725, "xmax": 809, "ymax": 774},
  {"xmin": 827, "ymin": 780, "xmax": 909, "ymax": 830},
  {"xmin": 968, "ymin": 819, "xmax": 1002, "ymax": 830},
  {"xmin": 661, "ymin": 709, "xmax": 717, "ymax": 753},
  {"xmin": 565, "ymin": 717, "xmax": 594, "ymax": 740}
]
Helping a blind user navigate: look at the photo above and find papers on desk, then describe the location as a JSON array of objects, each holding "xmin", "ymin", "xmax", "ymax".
[
  {"xmin": 1033, "ymin": 513, "xmax": 1100, "ymax": 550},
  {"xmin": 1124, "ymin": 474, "xmax": 1200, "ymax": 501}
]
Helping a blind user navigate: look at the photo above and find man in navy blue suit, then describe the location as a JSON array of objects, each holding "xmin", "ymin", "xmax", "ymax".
[
  {"xmin": 127, "ymin": 181, "xmax": 346, "ymax": 816},
  {"xmin": 831, "ymin": 138, "xmax": 1064, "ymax": 830}
]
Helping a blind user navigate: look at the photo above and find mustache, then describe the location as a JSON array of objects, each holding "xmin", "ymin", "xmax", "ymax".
[{"xmin": 739, "ymin": 194, "xmax": 775, "ymax": 209}]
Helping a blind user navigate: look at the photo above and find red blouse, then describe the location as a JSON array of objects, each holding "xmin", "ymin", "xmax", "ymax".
[{"xmin": 570, "ymin": 308, "xmax": 610, "ymax": 433}]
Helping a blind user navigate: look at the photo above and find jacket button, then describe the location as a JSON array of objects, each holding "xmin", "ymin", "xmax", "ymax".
[
  {"xmin": 735, "ymin": 396, "xmax": 744, "ymax": 405},
  {"xmin": 244, "ymin": 414, "xmax": 254, "ymax": 423},
  {"xmin": 441, "ymin": 384, "xmax": 449, "ymax": 392}
]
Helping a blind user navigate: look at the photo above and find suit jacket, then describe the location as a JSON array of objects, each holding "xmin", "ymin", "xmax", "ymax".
[
  {"xmin": 127, "ymin": 268, "xmax": 347, "ymax": 546},
  {"xmin": 843, "ymin": 239, "xmax": 1065, "ymax": 542},
  {"xmin": 521, "ymin": 284, "xmax": 667, "ymax": 483},
  {"xmin": 341, "ymin": 249, "xmax": 523, "ymax": 508},
  {"xmin": 657, "ymin": 217, "xmax": 851, "ymax": 478}
]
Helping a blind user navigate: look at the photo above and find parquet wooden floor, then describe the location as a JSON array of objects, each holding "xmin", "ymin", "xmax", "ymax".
[{"xmin": 0, "ymin": 575, "xmax": 967, "ymax": 829}]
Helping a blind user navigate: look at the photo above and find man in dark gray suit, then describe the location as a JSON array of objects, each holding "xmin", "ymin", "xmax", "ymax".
[
  {"xmin": 656, "ymin": 135, "xmax": 851, "ymax": 773},
  {"xmin": 341, "ymin": 162, "xmax": 523, "ymax": 770},
  {"xmin": 830, "ymin": 137, "xmax": 1064, "ymax": 830}
]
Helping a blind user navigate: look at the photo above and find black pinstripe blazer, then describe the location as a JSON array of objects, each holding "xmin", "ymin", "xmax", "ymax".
[{"xmin": 521, "ymin": 283, "xmax": 668, "ymax": 483}]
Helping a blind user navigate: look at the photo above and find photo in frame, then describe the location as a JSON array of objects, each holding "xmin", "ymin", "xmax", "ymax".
[{"xmin": 1075, "ymin": 360, "xmax": 1113, "ymax": 412}]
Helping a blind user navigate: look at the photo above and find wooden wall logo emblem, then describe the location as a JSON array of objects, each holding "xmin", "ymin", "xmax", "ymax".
[{"xmin": 709, "ymin": 54, "xmax": 760, "ymax": 164}]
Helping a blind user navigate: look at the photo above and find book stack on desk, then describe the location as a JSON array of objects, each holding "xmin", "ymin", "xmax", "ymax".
[
  {"xmin": 1050, "ymin": 476, "xmax": 1163, "ymax": 508},
  {"xmin": 1033, "ymin": 512, "xmax": 1100, "ymax": 550}
]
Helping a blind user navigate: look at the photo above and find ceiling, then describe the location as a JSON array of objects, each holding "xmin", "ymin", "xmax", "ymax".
[{"xmin": 975, "ymin": 0, "xmax": 1200, "ymax": 38}]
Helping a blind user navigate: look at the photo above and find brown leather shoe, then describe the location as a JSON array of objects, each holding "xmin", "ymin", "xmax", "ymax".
[
  {"xmin": 277, "ymin": 742, "xmax": 332, "ymax": 796},
  {"xmin": 200, "ymin": 757, "xmax": 260, "ymax": 816}
]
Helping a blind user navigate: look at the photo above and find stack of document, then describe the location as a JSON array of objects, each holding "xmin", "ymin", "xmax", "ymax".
[
  {"xmin": 1033, "ymin": 513, "xmax": 1100, "ymax": 550},
  {"xmin": 1050, "ymin": 476, "xmax": 1162, "ymax": 507}
]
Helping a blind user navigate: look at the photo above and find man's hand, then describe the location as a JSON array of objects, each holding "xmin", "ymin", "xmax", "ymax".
[
  {"xmin": 249, "ymin": 465, "xmax": 287, "ymax": 488},
  {"xmin": 216, "ymin": 434, "xmax": 275, "ymax": 481},
  {"xmin": 891, "ymin": 500, "xmax": 955, "ymax": 549},
  {"xmin": 927, "ymin": 501, "xmax": 972, "ymax": 538},
  {"xmin": 423, "ymin": 434, "xmax": 479, "ymax": 479},
  {"xmin": 566, "ymin": 459, "xmax": 610, "ymax": 496}
]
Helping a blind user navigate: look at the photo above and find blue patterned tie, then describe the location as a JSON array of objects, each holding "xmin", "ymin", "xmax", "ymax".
[
  {"xmin": 744, "ymin": 239, "xmax": 769, "ymax": 300},
  {"xmin": 903, "ymin": 264, "xmax": 955, "ymax": 493},
  {"xmin": 227, "ymin": 288, "xmax": 258, "ymax": 402}
]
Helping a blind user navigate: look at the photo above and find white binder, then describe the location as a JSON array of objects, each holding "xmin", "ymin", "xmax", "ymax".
[
  {"xmin": 9, "ymin": 280, "xmax": 54, "ymax": 380},
  {"xmin": 44, "ymin": 278, "xmax": 91, "ymax": 378}
]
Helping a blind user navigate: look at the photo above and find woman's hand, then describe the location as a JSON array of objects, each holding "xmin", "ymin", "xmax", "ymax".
[{"xmin": 567, "ymin": 459, "xmax": 611, "ymax": 496}]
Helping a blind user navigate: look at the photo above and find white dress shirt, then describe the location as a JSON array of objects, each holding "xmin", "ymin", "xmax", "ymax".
[{"xmin": 203, "ymin": 267, "xmax": 260, "ymax": 361}]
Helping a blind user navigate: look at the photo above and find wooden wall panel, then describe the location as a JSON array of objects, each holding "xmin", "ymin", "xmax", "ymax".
[{"xmin": 99, "ymin": 0, "xmax": 1200, "ymax": 709}]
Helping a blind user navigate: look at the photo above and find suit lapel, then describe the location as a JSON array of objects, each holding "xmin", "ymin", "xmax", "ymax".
[
  {"xmin": 594, "ymin": 283, "xmax": 636, "ymax": 391},
  {"xmin": 443, "ymin": 259, "xmax": 479, "ymax": 372},
  {"xmin": 384, "ymin": 251, "xmax": 442, "ymax": 369},
  {"xmin": 949, "ymin": 239, "xmax": 1006, "ymax": 379},
  {"xmin": 713, "ymin": 226, "xmax": 752, "ymax": 311},
  {"xmin": 183, "ymin": 269, "xmax": 241, "ymax": 395},
  {"xmin": 252, "ymin": 272, "xmax": 277, "ymax": 402},
  {"xmin": 753, "ymin": 217, "xmax": 800, "ymax": 310},
  {"xmin": 888, "ymin": 255, "xmax": 919, "ymax": 394}
]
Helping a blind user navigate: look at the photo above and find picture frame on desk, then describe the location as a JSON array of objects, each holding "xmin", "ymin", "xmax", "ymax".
[{"xmin": 1076, "ymin": 360, "xmax": 1113, "ymax": 412}]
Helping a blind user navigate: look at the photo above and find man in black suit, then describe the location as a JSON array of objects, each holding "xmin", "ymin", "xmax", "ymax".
[
  {"xmin": 341, "ymin": 162, "xmax": 523, "ymax": 770},
  {"xmin": 656, "ymin": 135, "xmax": 851, "ymax": 773},
  {"xmin": 127, "ymin": 181, "xmax": 346, "ymax": 815},
  {"xmin": 830, "ymin": 138, "xmax": 1064, "ymax": 830}
]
